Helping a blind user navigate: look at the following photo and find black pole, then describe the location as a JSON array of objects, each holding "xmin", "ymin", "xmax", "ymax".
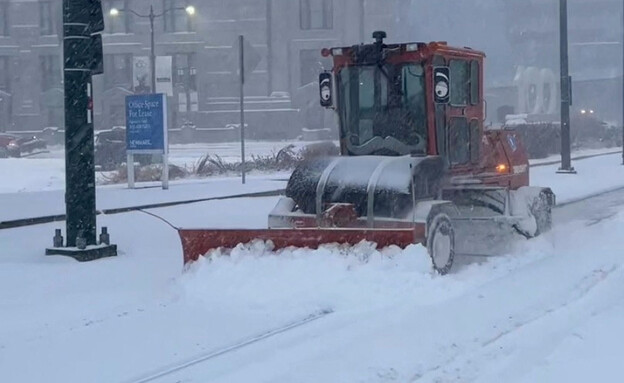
[
  {"xmin": 359, "ymin": 0, "xmax": 365, "ymax": 42},
  {"xmin": 239, "ymin": 35, "xmax": 246, "ymax": 184},
  {"xmin": 150, "ymin": 5, "xmax": 156, "ymax": 93},
  {"xmin": 266, "ymin": 0, "xmax": 273, "ymax": 95},
  {"xmin": 47, "ymin": 0, "xmax": 116, "ymax": 260},
  {"xmin": 62, "ymin": 0, "xmax": 96, "ymax": 246},
  {"xmin": 622, "ymin": 3, "xmax": 624, "ymax": 165},
  {"xmin": 558, "ymin": 0, "xmax": 576, "ymax": 174}
]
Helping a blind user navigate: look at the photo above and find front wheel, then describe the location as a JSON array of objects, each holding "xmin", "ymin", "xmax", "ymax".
[{"xmin": 426, "ymin": 213, "xmax": 455, "ymax": 275}]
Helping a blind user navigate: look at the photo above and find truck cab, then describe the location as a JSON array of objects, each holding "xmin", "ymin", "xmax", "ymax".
[{"xmin": 320, "ymin": 31, "xmax": 528, "ymax": 189}]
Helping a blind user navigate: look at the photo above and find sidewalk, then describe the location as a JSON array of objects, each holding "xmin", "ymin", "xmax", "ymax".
[
  {"xmin": 529, "ymin": 148, "xmax": 622, "ymax": 167},
  {"xmin": 0, "ymin": 176, "xmax": 287, "ymax": 223},
  {"xmin": 531, "ymin": 153, "xmax": 624, "ymax": 204}
]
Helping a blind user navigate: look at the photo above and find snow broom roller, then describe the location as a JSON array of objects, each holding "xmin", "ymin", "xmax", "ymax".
[{"xmin": 179, "ymin": 32, "xmax": 555, "ymax": 275}]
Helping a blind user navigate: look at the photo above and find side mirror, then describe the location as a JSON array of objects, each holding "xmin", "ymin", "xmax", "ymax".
[
  {"xmin": 319, "ymin": 72, "xmax": 333, "ymax": 108},
  {"xmin": 433, "ymin": 67, "xmax": 450, "ymax": 104}
]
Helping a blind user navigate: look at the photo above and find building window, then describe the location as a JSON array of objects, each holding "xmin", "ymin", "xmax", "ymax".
[
  {"xmin": 110, "ymin": 104, "xmax": 125, "ymax": 127},
  {"xmin": 163, "ymin": 0, "xmax": 192, "ymax": 32},
  {"xmin": 104, "ymin": 0, "xmax": 130, "ymax": 33},
  {"xmin": 173, "ymin": 53, "xmax": 196, "ymax": 89},
  {"xmin": 0, "ymin": 2, "xmax": 8, "ymax": 36},
  {"xmin": 173, "ymin": 53, "xmax": 197, "ymax": 111},
  {"xmin": 41, "ymin": 55, "xmax": 61, "ymax": 91},
  {"xmin": 46, "ymin": 107, "xmax": 63, "ymax": 128},
  {"xmin": 39, "ymin": 1, "xmax": 55, "ymax": 35},
  {"xmin": 104, "ymin": 54, "xmax": 132, "ymax": 89},
  {"xmin": 0, "ymin": 57, "xmax": 9, "ymax": 91},
  {"xmin": 300, "ymin": 0, "xmax": 333, "ymax": 30}
]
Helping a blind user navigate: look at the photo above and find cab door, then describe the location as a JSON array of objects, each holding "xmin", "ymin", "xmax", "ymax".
[{"xmin": 433, "ymin": 55, "xmax": 483, "ymax": 175}]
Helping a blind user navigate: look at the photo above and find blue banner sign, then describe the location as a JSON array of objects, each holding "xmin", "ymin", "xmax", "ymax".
[{"xmin": 125, "ymin": 93, "xmax": 168, "ymax": 153}]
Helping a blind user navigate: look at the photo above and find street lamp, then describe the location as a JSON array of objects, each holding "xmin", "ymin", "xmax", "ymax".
[{"xmin": 109, "ymin": 4, "xmax": 196, "ymax": 93}]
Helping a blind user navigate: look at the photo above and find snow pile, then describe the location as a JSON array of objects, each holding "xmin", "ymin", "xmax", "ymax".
[
  {"xmin": 179, "ymin": 237, "xmax": 554, "ymax": 319},
  {"xmin": 180, "ymin": 241, "xmax": 432, "ymax": 316}
]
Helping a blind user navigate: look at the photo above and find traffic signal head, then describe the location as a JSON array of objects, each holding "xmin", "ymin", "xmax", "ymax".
[
  {"xmin": 86, "ymin": 0, "xmax": 104, "ymax": 34},
  {"xmin": 63, "ymin": 0, "xmax": 104, "ymax": 74},
  {"xmin": 64, "ymin": 0, "xmax": 104, "ymax": 35}
]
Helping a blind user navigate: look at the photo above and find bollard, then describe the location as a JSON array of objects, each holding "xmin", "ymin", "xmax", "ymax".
[
  {"xmin": 76, "ymin": 231, "xmax": 87, "ymax": 250},
  {"xmin": 99, "ymin": 227, "xmax": 110, "ymax": 246},
  {"xmin": 53, "ymin": 229, "xmax": 64, "ymax": 248}
]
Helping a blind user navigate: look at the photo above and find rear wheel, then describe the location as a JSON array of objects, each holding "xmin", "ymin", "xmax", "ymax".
[{"xmin": 426, "ymin": 213, "xmax": 455, "ymax": 275}]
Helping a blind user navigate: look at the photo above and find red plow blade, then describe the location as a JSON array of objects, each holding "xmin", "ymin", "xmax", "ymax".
[{"xmin": 178, "ymin": 227, "xmax": 425, "ymax": 264}]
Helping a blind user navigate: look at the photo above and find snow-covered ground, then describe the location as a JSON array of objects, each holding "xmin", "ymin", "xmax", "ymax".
[
  {"xmin": 36, "ymin": 141, "xmax": 311, "ymax": 165},
  {"xmin": 2, "ymin": 150, "xmax": 624, "ymax": 223},
  {"xmin": 2, "ymin": 183, "xmax": 624, "ymax": 382},
  {"xmin": 0, "ymin": 142, "xmax": 618, "ymax": 194},
  {"xmin": 530, "ymin": 152, "xmax": 624, "ymax": 204},
  {"xmin": 0, "ymin": 175, "xmax": 287, "ymax": 222},
  {"xmin": 530, "ymin": 147, "xmax": 622, "ymax": 165},
  {"xmin": 2, "ymin": 152, "xmax": 624, "ymax": 382},
  {"xmin": 0, "ymin": 141, "xmax": 301, "ymax": 194}
]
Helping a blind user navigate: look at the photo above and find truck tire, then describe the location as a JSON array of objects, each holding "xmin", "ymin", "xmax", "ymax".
[{"xmin": 426, "ymin": 213, "xmax": 455, "ymax": 275}]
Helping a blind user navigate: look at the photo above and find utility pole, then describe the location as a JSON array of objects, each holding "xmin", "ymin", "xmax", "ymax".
[
  {"xmin": 47, "ymin": 0, "xmax": 117, "ymax": 261},
  {"xmin": 622, "ymin": 3, "xmax": 624, "ymax": 165},
  {"xmin": 557, "ymin": 0, "xmax": 576, "ymax": 174},
  {"xmin": 239, "ymin": 35, "xmax": 246, "ymax": 184},
  {"xmin": 149, "ymin": 5, "xmax": 156, "ymax": 93}
]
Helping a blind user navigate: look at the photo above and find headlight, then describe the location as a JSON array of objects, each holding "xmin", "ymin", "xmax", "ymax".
[{"xmin": 8, "ymin": 142, "xmax": 18, "ymax": 148}]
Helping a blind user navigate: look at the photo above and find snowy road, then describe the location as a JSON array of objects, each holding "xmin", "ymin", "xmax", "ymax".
[
  {"xmin": 2, "ymin": 187, "xmax": 624, "ymax": 382},
  {"xmin": 130, "ymin": 190, "xmax": 624, "ymax": 383}
]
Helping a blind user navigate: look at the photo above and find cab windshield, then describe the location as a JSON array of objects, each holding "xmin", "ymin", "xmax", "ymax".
[{"xmin": 337, "ymin": 63, "xmax": 427, "ymax": 156}]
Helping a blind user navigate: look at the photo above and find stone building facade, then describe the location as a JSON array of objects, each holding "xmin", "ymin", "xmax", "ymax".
[
  {"xmin": 0, "ymin": 0, "xmax": 621, "ymax": 136},
  {"xmin": 0, "ymin": 0, "xmax": 401, "ymax": 139}
]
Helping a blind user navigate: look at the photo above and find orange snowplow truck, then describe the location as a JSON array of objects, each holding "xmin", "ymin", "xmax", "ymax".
[{"xmin": 179, "ymin": 32, "xmax": 555, "ymax": 274}]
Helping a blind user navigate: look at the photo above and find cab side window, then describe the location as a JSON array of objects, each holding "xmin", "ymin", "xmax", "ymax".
[
  {"xmin": 470, "ymin": 60, "xmax": 479, "ymax": 105},
  {"xmin": 450, "ymin": 60, "xmax": 470, "ymax": 106}
]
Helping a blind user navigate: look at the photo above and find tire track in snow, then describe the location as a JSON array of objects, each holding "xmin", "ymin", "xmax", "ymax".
[
  {"xmin": 411, "ymin": 266, "xmax": 620, "ymax": 382},
  {"xmin": 121, "ymin": 309, "xmax": 333, "ymax": 383},
  {"xmin": 480, "ymin": 266, "xmax": 617, "ymax": 348}
]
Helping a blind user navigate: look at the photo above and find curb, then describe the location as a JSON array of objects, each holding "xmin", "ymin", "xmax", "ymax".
[{"xmin": 0, "ymin": 189, "xmax": 285, "ymax": 230}]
